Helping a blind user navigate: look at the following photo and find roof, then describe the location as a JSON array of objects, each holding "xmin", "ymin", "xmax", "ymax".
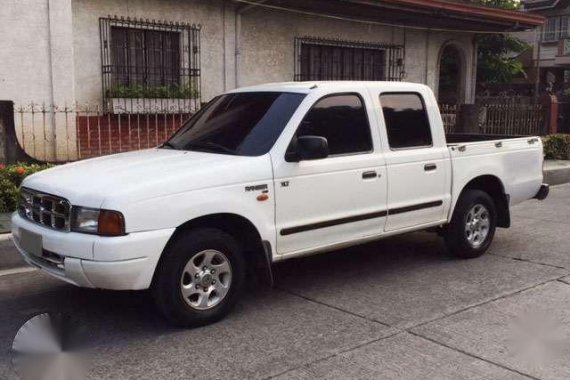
[
  {"xmin": 523, "ymin": 0, "xmax": 561, "ymax": 11},
  {"xmin": 382, "ymin": 0, "xmax": 544, "ymax": 26},
  {"xmin": 229, "ymin": 81, "xmax": 432, "ymax": 94},
  {"xmin": 237, "ymin": 0, "xmax": 544, "ymax": 32}
]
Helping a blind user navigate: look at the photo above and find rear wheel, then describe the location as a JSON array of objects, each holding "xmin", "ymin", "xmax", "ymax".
[
  {"xmin": 152, "ymin": 228, "xmax": 245, "ymax": 327},
  {"xmin": 444, "ymin": 189, "xmax": 497, "ymax": 258}
]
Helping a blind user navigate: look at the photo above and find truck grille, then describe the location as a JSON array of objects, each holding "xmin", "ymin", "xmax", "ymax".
[{"xmin": 18, "ymin": 188, "xmax": 71, "ymax": 231}]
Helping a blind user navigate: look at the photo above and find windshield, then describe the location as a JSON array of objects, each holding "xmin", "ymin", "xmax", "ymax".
[{"xmin": 164, "ymin": 92, "xmax": 306, "ymax": 156}]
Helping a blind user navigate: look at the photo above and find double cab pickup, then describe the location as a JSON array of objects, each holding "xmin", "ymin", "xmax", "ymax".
[{"xmin": 12, "ymin": 82, "xmax": 549, "ymax": 326}]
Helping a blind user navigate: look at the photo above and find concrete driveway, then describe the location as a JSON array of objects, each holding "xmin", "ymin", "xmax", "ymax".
[{"xmin": 1, "ymin": 184, "xmax": 570, "ymax": 379}]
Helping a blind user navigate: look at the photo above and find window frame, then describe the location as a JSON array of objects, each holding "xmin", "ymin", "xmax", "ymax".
[
  {"xmin": 288, "ymin": 92, "xmax": 375, "ymax": 160},
  {"xmin": 379, "ymin": 91, "xmax": 434, "ymax": 151},
  {"xmin": 294, "ymin": 37, "xmax": 405, "ymax": 82}
]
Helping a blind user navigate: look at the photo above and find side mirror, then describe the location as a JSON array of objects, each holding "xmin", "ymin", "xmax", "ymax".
[{"xmin": 286, "ymin": 135, "xmax": 329, "ymax": 162}]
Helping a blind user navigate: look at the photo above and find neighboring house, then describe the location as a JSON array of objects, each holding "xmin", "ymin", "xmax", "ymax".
[
  {"xmin": 522, "ymin": 0, "xmax": 570, "ymax": 91},
  {"xmin": 0, "ymin": 0, "xmax": 542, "ymax": 162}
]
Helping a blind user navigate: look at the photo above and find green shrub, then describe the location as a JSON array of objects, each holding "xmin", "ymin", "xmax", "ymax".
[
  {"xmin": 109, "ymin": 83, "xmax": 200, "ymax": 99},
  {"xmin": 0, "ymin": 163, "xmax": 53, "ymax": 213},
  {"xmin": 542, "ymin": 134, "xmax": 570, "ymax": 160}
]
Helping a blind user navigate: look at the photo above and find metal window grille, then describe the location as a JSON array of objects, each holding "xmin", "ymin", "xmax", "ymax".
[
  {"xmin": 544, "ymin": 17, "xmax": 560, "ymax": 41},
  {"xmin": 294, "ymin": 37, "xmax": 405, "ymax": 82},
  {"xmin": 100, "ymin": 16, "xmax": 201, "ymax": 113}
]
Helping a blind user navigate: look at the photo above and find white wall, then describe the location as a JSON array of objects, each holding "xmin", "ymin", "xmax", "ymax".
[
  {"xmin": 72, "ymin": 0, "xmax": 234, "ymax": 105},
  {"xmin": 0, "ymin": 0, "xmax": 75, "ymax": 104},
  {"xmin": 0, "ymin": 0, "xmax": 478, "ymax": 160},
  {"xmin": 0, "ymin": 0, "xmax": 478, "ymax": 106},
  {"xmin": 238, "ymin": 6, "xmax": 476, "ymax": 103},
  {"xmin": 0, "ymin": 0, "xmax": 75, "ymax": 161}
]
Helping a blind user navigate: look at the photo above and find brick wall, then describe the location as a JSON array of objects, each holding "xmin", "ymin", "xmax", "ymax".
[{"xmin": 76, "ymin": 114, "xmax": 190, "ymax": 159}]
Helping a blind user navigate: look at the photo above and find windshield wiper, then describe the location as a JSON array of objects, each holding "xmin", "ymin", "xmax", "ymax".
[
  {"xmin": 185, "ymin": 141, "xmax": 237, "ymax": 155},
  {"xmin": 160, "ymin": 141, "xmax": 178, "ymax": 150}
]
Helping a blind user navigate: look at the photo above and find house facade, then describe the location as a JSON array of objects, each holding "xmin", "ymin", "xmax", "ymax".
[
  {"xmin": 0, "ymin": 0, "xmax": 541, "ymax": 162},
  {"xmin": 522, "ymin": 0, "xmax": 570, "ymax": 91}
]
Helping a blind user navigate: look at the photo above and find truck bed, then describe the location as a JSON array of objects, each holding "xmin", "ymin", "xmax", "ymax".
[
  {"xmin": 446, "ymin": 133, "xmax": 543, "ymax": 208},
  {"xmin": 445, "ymin": 133, "xmax": 526, "ymax": 145}
]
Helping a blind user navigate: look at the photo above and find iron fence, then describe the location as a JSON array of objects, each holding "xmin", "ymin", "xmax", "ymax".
[
  {"xmin": 479, "ymin": 103, "xmax": 545, "ymax": 136},
  {"xmin": 440, "ymin": 102, "xmax": 545, "ymax": 136},
  {"xmin": 14, "ymin": 102, "xmax": 193, "ymax": 163},
  {"xmin": 14, "ymin": 100, "xmax": 546, "ymax": 164},
  {"xmin": 440, "ymin": 103, "xmax": 459, "ymax": 133},
  {"xmin": 476, "ymin": 96, "xmax": 537, "ymax": 105}
]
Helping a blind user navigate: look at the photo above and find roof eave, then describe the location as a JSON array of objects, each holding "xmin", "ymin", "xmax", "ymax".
[{"xmin": 352, "ymin": 0, "xmax": 545, "ymax": 28}]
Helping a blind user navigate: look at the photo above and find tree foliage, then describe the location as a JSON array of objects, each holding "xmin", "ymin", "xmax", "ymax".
[
  {"xmin": 461, "ymin": 0, "xmax": 529, "ymax": 84},
  {"xmin": 477, "ymin": 35, "xmax": 529, "ymax": 84},
  {"xmin": 465, "ymin": 0, "xmax": 519, "ymax": 10}
]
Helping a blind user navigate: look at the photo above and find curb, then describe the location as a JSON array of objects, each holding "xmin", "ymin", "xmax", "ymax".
[{"xmin": 544, "ymin": 161, "xmax": 570, "ymax": 186}]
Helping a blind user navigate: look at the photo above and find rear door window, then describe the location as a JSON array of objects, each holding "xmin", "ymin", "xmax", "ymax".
[{"xmin": 380, "ymin": 93, "xmax": 432, "ymax": 149}]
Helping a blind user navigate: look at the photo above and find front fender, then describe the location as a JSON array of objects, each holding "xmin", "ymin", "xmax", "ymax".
[{"xmin": 107, "ymin": 181, "xmax": 277, "ymax": 251}]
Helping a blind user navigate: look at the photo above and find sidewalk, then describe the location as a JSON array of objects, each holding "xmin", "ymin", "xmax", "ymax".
[{"xmin": 0, "ymin": 234, "xmax": 26, "ymax": 272}]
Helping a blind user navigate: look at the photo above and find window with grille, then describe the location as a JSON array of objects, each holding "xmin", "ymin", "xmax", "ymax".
[
  {"xmin": 561, "ymin": 16, "xmax": 570, "ymax": 39},
  {"xmin": 543, "ymin": 17, "xmax": 570, "ymax": 42},
  {"xmin": 100, "ymin": 16, "xmax": 201, "ymax": 110},
  {"xmin": 111, "ymin": 27, "xmax": 181, "ymax": 86},
  {"xmin": 294, "ymin": 37, "xmax": 405, "ymax": 82}
]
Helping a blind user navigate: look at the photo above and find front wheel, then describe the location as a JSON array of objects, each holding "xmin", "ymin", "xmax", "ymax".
[
  {"xmin": 152, "ymin": 228, "xmax": 245, "ymax": 327},
  {"xmin": 444, "ymin": 189, "xmax": 497, "ymax": 258}
]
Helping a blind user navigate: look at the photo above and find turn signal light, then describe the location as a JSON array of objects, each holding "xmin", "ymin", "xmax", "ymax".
[{"xmin": 98, "ymin": 210, "xmax": 126, "ymax": 236}]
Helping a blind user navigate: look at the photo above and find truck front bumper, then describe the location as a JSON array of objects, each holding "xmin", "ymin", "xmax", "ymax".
[
  {"xmin": 534, "ymin": 183, "xmax": 550, "ymax": 201},
  {"xmin": 11, "ymin": 213, "xmax": 175, "ymax": 290}
]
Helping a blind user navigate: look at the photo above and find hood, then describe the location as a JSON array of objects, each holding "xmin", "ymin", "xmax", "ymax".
[{"xmin": 23, "ymin": 149, "xmax": 272, "ymax": 208}]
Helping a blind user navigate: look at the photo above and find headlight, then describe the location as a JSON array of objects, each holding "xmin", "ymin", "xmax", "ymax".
[{"xmin": 71, "ymin": 207, "xmax": 125, "ymax": 236}]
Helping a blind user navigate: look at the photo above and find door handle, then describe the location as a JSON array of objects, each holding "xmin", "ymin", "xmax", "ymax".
[
  {"xmin": 424, "ymin": 163, "xmax": 437, "ymax": 172},
  {"xmin": 362, "ymin": 171, "xmax": 378, "ymax": 179}
]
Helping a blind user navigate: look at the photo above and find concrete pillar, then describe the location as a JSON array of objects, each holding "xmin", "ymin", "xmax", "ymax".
[
  {"xmin": 47, "ymin": 0, "xmax": 77, "ymax": 161},
  {"xmin": 456, "ymin": 104, "xmax": 480, "ymax": 134},
  {"xmin": 540, "ymin": 95, "xmax": 558, "ymax": 135}
]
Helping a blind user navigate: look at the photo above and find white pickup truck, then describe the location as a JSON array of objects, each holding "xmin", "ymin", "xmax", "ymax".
[{"xmin": 12, "ymin": 82, "xmax": 548, "ymax": 326}]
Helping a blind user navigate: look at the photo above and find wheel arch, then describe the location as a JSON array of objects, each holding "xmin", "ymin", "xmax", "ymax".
[
  {"xmin": 151, "ymin": 213, "xmax": 273, "ymax": 288},
  {"xmin": 457, "ymin": 175, "xmax": 510, "ymax": 228}
]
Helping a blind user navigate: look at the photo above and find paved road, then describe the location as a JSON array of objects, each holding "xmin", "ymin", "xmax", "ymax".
[{"xmin": 1, "ymin": 185, "xmax": 570, "ymax": 379}]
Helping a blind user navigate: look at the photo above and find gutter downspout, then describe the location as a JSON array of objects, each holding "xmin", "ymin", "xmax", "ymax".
[
  {"xmin": 234, "ymin": 0, "xmax": 269, "ymax": 88},
  {"xmin": 535, "ymin": 26, "xmax": 542, "ymax": 100},
  {"xmin": 471, "ymin": 36, "xmax": 478, "ymax": 104},
  {"xmin": 46, "ymin": 0, "xmax": 57, "ymax": 160},
  {"xmin": 223, "ymin": 3, "xmax": 227, "ymax": 91}
]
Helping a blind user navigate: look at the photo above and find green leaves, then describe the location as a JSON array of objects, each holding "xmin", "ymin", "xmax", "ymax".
[
  {"xmin": 463, "ymin": 0, "xmax": 520, "ymax": 10},
  {"xmin": 458, "ymin": 1, "xmax": 528, "ymax": 85},
  {"xmin": 0, "ymin": 163, "xmax": 53, "ymax": 213},
  {"xmin": 109, "ymin": 83, "xmax": 200, "ymax": 99},
  {"xmin": 543, "ymin": 134, "xmax": 570, "ymax": 160},
  {"xmin": 476, "ymin": 34, "xmax": 529, "ymax": 84}
]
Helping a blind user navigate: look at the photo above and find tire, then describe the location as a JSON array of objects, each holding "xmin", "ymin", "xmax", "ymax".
[
  {"xmin": 444, "ymin": 189, "xmax": 497, "ymax": 259},
  {"xmin": 152, "ymin": 228, "xmax": 245, "ymax": 327}
]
